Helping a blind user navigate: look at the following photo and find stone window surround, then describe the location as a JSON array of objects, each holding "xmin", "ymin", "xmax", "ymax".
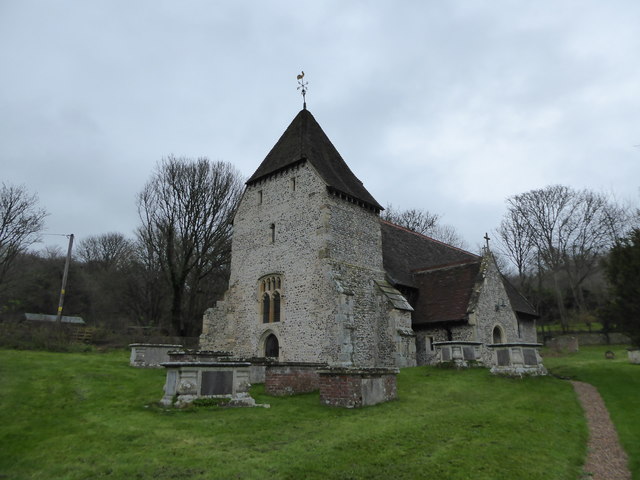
[
  {"xmin": 259, "ymin": 274, "xmax": 284, "ymax": 324},
  {"xmin": 492, "ymin": 324, "xmax": 506, "ymax": 344}
]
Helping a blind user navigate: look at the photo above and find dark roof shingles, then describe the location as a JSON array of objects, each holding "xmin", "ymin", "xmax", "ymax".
[
  {"xmin": 247, "ymin": 109, "xmax": 382, "ymax": 209},
  {"xmin": 412, "ymin": 262, "xmax": 481, "ymax": 325},
  {"xmin": 380, "ymin": 220, "xmax": 479, "ymax": 287}
]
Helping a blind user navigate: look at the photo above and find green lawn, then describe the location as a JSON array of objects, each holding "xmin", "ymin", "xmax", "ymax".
[
  {"xmin": 543, "ymin": 345, "xmax": 640, "ymax": 480},
  {"xmin": 0, "ymin": 349, "xmax": 587, "ymax": 480}
]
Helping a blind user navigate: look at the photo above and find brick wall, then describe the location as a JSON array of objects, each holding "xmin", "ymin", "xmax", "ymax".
[
  {"xmin": 319, "ymin": 368, "xmax": 398, "ymax": 408},
  {"xmin": 264, "ymin": 364, "xmax": 322, "ymax": 396}
]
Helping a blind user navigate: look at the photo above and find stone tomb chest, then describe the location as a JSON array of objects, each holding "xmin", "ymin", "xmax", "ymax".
[
  {"xmin": 160, "ymin": 361, "xmax": 257, "ymax": 408},
  {"xmin": 129, "ymin": 343, "xmax": 183, "ymax": 368}
]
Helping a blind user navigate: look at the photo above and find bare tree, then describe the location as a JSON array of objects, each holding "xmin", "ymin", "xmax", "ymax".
[
  {"xmin": 382, "ymin": 204, "xmax": 467, "ymax": 248},
  {"xmin": 497, "ymin": 185, "xmax": 629, "ymax": 330},
  {"xmin": 137, "ymin": 156, "xmax": 244, "ymax": 336},
  {"xmin": 0, "ymin": 183, "xmax": 48, "ymax": 287},
  {"xmin": 428, "ymin": 223, "xmax": 467, "ymax": 249},
  {"xmin": 77, "ymin": 233, "xmax": 135, "ymax": 271},
  {"xmin": 382, "ymin": 204, "xmax": 440, "ymax": 235},
  {"xmin": 496, "ymin": 208, "xmax": 535, "ymax": 286}
]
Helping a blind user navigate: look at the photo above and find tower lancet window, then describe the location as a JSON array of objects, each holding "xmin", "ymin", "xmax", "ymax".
[{"xmin": 259, "ymin": 274, "xmax": 283, "ymax": 323}]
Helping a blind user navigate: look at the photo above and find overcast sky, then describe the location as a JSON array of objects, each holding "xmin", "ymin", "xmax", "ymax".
[{"xmin": 2, "ymin": 0, "xmax": 639, "ymax": 254}]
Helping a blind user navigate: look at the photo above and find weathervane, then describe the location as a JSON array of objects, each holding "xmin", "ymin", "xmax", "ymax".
[{"xmin": 297, "ymin": 71, "xmax": 308, "ymax": 109}]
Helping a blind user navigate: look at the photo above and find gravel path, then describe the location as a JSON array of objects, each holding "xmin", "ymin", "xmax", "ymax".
[{"xmin": 571, "ymin": 380, "xmax": 631, "ymax": 480}]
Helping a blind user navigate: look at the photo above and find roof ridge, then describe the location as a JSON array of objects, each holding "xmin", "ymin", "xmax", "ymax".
[
  {"xmin": 412, "ymin": 258, "xmax": 480, "ymax": 274},
  {"xmin": 380, "ymin": 219, "xmax": 479, "ymax": 258}
]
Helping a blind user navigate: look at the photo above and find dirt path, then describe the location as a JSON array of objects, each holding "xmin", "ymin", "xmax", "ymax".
[{"xmin": 571, "ymin": 380, "xmax": 631, "ymax": 480}]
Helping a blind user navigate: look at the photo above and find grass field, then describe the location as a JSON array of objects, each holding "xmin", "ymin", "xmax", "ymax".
[
  {"xmin": 0, "ymin": 349, "xmax": 588, "ymax": 480},
  {"xmin": 544, "ymin": 345, "xmax": 640, "ymax": 480}
]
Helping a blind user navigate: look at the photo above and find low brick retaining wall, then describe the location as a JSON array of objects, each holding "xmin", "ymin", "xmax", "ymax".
[
  {"xmin": 265, "ymin": 362, "xmax": 326, "ymax": 396},
  {"xmin": 318, "ymin": 367, "xmax": 398, "ymax": 408}
]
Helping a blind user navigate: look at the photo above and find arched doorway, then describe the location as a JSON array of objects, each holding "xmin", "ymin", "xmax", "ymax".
[
  {"xmin": 265, "ymin": 334, "xmax": 279, "ymax": 358},
  {"xmin": 492, "ymin": 326, "xmax": 505, "ymax": 344}
]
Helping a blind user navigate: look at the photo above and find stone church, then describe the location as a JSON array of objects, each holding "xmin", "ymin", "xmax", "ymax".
[{"xmin": 200, "ymin": 108, "xmax": 544, "ymax": 374}]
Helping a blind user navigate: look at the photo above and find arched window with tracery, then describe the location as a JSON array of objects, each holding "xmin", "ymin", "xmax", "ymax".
[{"xmin": 259, "ymin": 274, "xmax": 283, "ymax": 323}]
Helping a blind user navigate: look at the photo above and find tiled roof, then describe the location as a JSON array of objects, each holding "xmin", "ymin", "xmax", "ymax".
[
  {"xmin": 412, "ymin": 261, "xmax": 481, "ymax": 325},
  {"xmin": 374, "ymin": 279, "xmax": 414, "ymax": 311},
  {"xmin": 380, "ymin": 220, "xmax": 479, "ymax": 288},
  {"xmin": 502, "ymin": 276, "xmax": 538, "ymax": 318},
  {"xmin": 380, "ymin": 221, "xmax": 538, "ymax": 323},
  {"xmin": 246, "ymin": 109, "xmax": 382, "ymax": 210}
]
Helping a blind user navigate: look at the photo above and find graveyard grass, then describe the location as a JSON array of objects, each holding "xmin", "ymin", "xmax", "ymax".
[
  {"xmin": 0, "ymin": 349, "xmax": 589, "ymax": 480},
  {"xmin": 544, "ymin": 345, "xmax": 640, "ymax": 479}
]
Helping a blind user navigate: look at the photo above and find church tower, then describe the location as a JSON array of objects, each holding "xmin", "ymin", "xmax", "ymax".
[{"xmin": 200, "ymin": 109, "xmax": 415, "ymax": 368}]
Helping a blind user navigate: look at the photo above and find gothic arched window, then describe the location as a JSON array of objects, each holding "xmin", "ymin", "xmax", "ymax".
[
  {"xmin": 259, "ymin": 275, "xmax": 283, "ymax": 323},
  {"xmin": 273, "ymin": 291, "xmax": 281, "ymax": 323},
  {"xmin": 492, "ymin": 326, "xmax": 505, "ymax": 344},
  {"xmin": 262, "ymin": 294, "xmax": 270, "ymax": 324}
]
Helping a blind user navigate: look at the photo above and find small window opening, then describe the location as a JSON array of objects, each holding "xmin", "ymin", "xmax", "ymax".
[
  {"xmin": 262, "ymin": 294, "xmax": 270, "ymax": 324},
  {"xmin": 265, "ymin": 334, "xmax": 279, "ymax": 358},
  {"xmin": 493, "ymin": 326, "xmax": 504, "ymax": 344},
  {"xmin": 258, "ymin": 190, "xmax": 263, "ymax": 204},
  {"xmin": 270, "ymin": 223, "xmax": 275, "ymax": 243},
  {"xmin": 291, "ymin": 177, "xmax": 296, "ymax": 191},
  {"xmin": 273, "ymin": 292, "xmax": 281, "ymax": 323}
]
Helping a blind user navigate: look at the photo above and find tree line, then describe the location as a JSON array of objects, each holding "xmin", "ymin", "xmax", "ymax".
[
  {"xmin": 1, "ymin": 159, "xmax": 638, "ymax": 341},
  {"xmin": 0, "ymin": 156, "xmax": 243, "ymax": 338}
]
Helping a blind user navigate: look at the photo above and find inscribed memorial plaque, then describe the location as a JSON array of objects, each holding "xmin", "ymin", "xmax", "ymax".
[{"xmin": 201, "ymin": 371, "xmax": 233, "ymax": 395}]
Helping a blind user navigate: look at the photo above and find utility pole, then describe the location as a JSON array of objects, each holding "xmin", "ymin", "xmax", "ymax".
[{"xmin": 56, "ymin": 233, "xmax": 74, "ymax": 324}]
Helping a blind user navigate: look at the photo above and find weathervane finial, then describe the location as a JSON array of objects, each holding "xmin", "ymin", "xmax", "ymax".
[{"xmin": 296, "ymin": 71, "xmax": 308, "ymax": 110}]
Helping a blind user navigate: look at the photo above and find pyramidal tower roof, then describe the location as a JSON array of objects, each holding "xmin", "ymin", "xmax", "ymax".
[{"xmin": 246, "ymin": 109, "xmax": 383, "ymax": 211}]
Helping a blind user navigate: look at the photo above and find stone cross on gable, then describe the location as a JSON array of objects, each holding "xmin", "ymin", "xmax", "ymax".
[{"xmin": 484, "ymin": 232, "xmax": 491, "ymax": 252}]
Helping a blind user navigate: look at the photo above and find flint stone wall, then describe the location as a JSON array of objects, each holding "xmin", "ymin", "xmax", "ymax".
[{"xmin": 200, "ymin": 162, "xmax": 414, "ymax": 368}]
